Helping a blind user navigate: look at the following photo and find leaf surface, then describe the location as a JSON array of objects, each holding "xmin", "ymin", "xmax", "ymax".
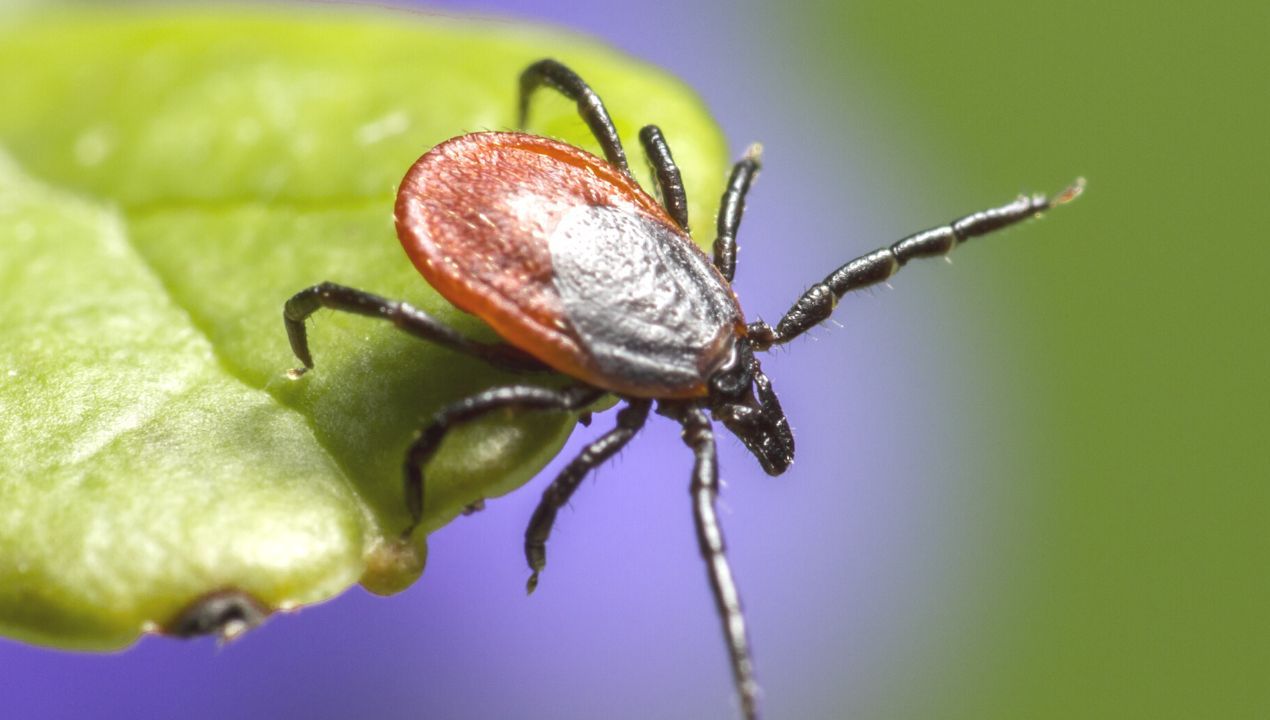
[{"xmin": 0, "ymin": 7, "xmax": 727, "ymax": 649}]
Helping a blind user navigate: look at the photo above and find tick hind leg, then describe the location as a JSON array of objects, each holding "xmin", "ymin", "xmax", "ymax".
[
  {"xmin": 667, "ymin": 403, "xmax": 760, "ymax": 720},
  {"xmin": 524, "ymin": 399, "xmax": 651, "ymax": 594},
  {"xmin": 638, "ymin": 125, "xmax": 690, "ymax": 231},
  {"xmin": 518, "ymin": 59, "xmax": 629, "ymax": 173},
  {"xmin": 283, "ymin": 282, "xmax": 545, "ymax": 373},
  {"xmin": 401, "ymin": 384, "xmax": 607, "ymax": 538},
  {"xmin": 748, "ymin": 178, "xmax": 1086, "ymax": 349}
]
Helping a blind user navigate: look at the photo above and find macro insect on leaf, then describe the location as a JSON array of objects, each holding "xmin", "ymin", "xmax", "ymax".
[{"xmin": 283, "ymin": 59, "xmax": 1083, "ymax": 720}]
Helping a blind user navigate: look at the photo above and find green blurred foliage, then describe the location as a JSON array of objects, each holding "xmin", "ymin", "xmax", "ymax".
[
  {"xmin": 0, "ymin": 8, "xmax": 727, "ymax": 649},
  {"xmin": 782, "ymin": 1, "xmax": 1268, "ymax": 717}
]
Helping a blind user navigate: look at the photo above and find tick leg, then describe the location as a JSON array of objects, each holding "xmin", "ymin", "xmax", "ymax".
[
  {"xmin": 638, "ymin": 125, "xmax": 690, "ymax": 231},
  {"xmin": 283, "ymin": 282, "xmax": 546, "ymax": 373},
  {"xmin": 672, "ymin": 404, "xmax": 760, "ymax": 720},
  {"xmin": 523, "ymin": 399, "xmax": 651, "ymax": 594},
  {"xmin": 518, "ymin": 59, "xmax": 629, "ymax": 173},
  {"xmin": 401, "ymin": 384, "xmax": 607, "ymax": 538},
  {"xmin": 748, "ymin": 178, "xmax": 1086, "ymax": 349},
  {"xmin": 713, "ymin": 145, "xmax": 762, "ymax": 283}
]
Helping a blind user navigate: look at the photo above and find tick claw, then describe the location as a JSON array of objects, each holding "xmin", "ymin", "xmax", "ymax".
[
  {"xmin": 526, "ymin": 572, "xmax": 540, "ymax": 595},
  {"xmin": 285, "ymin": 367, "xmax": 308, "ymax": 380},
  {"xmin": 1054, "ymin": 176, "xmax": 1087, "ymax": 206}
]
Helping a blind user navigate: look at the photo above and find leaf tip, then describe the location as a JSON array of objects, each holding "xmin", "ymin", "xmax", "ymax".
[{"xmin": 359, "ymin": 536, "xmax": 427, "ymax": 596}]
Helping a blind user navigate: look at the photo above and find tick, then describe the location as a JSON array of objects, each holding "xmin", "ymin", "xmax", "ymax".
[{"xmin": 282, "ymin": 59, "xmax": 1083, "ymax": 720}]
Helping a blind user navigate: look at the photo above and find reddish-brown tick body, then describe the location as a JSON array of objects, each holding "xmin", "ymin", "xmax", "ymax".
[
  {"xmin": 394, "ymin": 131, "xmax": 745, "ymax": 399},
  {"xmin": 284, "ymin": 58, "xmax": 1081, "ymax": 720}
]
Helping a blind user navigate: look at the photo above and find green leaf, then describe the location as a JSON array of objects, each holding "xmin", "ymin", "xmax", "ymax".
[{"xmin": 0, "ymin": 7, "xmax": 728, "ymax": 649}]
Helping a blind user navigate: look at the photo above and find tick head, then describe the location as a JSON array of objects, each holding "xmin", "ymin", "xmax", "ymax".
[{"xmin": 710, "ymin": 343, "xmax": 795, "ymax": 476}]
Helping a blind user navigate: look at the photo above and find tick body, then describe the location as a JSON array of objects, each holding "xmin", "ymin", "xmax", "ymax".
[
  {"xmin": 283, "ymin": 58, "xmax": 1082, "ymax": 720},
  {"xmin": 395, "ymin": 131, "xmax": 744, "ymax": 399}
]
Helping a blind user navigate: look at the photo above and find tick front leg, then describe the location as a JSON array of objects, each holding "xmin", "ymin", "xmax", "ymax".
[
  {"xmin": 282, "ymin": 282, "xmax": 545, "ymax": 373},
  {"xmin": 518, "ymin": 59, "xmax": 629, "ymax": 174},
  {"xmin": 670, "ymin": 404, "xmax": 761, "ymax": 720},
  {"xmin": 749, "ymin": 179, "xmax": 1085, "ymax": 349},
  {"xmin": 524, "ymin": 399, "xmax": 651, "ymax": 594},
  {"xmin": 401, "ymin": 384, "xmax": 607, "ymax": 539}
]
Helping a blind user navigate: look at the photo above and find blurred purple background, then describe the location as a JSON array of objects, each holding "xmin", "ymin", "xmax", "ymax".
[{"xmin": 1, "ymin": 2, "xmax": 1025, "ymax": 718}]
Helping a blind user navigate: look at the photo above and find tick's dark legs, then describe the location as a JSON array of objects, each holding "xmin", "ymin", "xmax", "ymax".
[
  {"xmin": 283, "ymin": 282, "xmax": 545, "ymax": 373},
  {"xmin": 667, "ymin": 403, "xmax": 760, "ymax": 720},
  {"xmin": 401, "ymin": 384, "xmax": 607, "ymax": 538},
  {"xmin": 713, "ymin": 145, "xmax": 762, "ymax": 283},
  {"xmin": 748, "ymin": 178, "xmax": 1086, "ymax": 349},
  {"xmin": 523, "ymin": 399, "xmax": 652, "ymax": 593},
  {"xmin": 518, "ymin": 59, "xmax": 629, "ymax": 174},
  {"xmin": 638, "ymin": 125, "xmax": 690, "ymax": 231}
]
